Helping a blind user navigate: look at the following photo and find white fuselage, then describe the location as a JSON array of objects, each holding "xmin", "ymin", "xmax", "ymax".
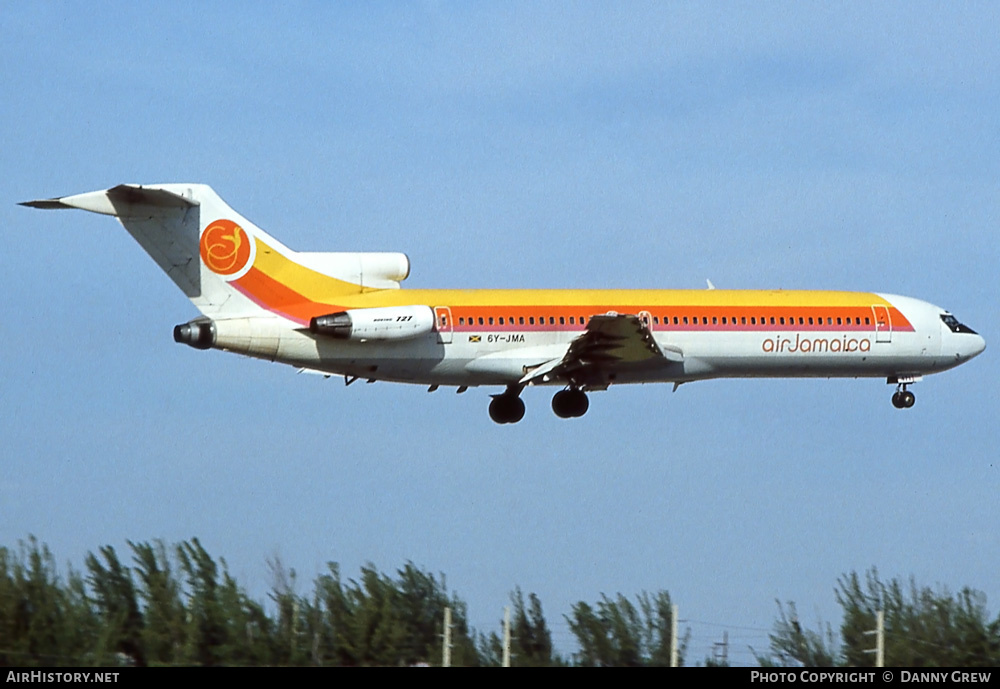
[{"xmin": 209, "ymin": 292, "xmax": 983, "ymax": 389}]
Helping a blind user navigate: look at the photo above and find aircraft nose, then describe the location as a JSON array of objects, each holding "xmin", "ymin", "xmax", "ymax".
[
  {"xmin": 969, "ymin": 333, "xmax": 986, "ymax": 358},
  {"xmin": 956, "ymin": 333, "xmax": 986, "ymax": 361}
]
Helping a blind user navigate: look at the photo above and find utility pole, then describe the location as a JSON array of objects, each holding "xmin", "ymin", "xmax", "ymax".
[
  {"xmin": 712, "ymin": 630, "xmax": 729, "ymax": 666},
  {"xmin": 670, "ymin": 603, "xmax": 679, "ymax": 668},
  {"xmin": 442, "ymin": 607, "xmax": 452, "ymax": 667},
  {"xmin": 502, "ymin": 605, "xmax": 512, "ymax": 667},
  {"xmin": 864, "ymin": 610, "xmax": 885, "ymax": 668}
]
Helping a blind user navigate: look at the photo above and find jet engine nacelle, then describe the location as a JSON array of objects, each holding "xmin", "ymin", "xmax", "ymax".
[
  {"xmin": 310, "ymin": 305, "xmax": 436, "ymax": 341},
  {"xmin": 173, "ymin": 318, "xmax": 216, "ymax": 350}
]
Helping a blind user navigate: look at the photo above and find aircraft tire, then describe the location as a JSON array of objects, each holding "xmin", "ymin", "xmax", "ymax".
[
  {"xmin": 490, "ymin": 395, "xmax": 525, "ymax": 424},
  {"xmin": 891, "ymin": 390, "xmax": 916, "ymax": 409},
  {"xmin": 552, "ymin": 389, "xmax": 589, "ymax": 419}
]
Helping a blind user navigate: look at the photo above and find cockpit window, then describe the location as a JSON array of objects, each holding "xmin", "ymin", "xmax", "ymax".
[{"xmin": 941, "ymin": 314, "xmax": 978, "ymax": 334}]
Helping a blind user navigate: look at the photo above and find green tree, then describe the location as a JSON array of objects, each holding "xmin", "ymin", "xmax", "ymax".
[
  {"xmin": 176, "ymin": 538, "xmax": 229, "ymax": 665},
  {"xmin": 310, "ymin": 560, "xmax": 480, "ymax": 666},
  {"xmin": 567, "ymin": 590, "xmax": 686, "ymax": 666},
  {"xmin": 0, "ymin": 537, "xmax": 97, "ymax": 666},
  {"xmin": 129, "ymin": 540, "xmax": 186, "ymax": 665},
  {"xmin": 764, "ymin": 569, "xmax": 1000, "ymax": 667},
  {"xmin": 837, "ymin": 569, "xmax": 1000, "ymax": 667},
  {"xmin": 478, "ymin": 588, "xmax": 560, "ymax": 666},
  {"xmin": 763, "ymin": 601, "xmax": 837, "ymax": 667},
  {"xmin": 268, "ymin": 556, "xmax": 306, "ymax": 665},
  {"xmin": 85, "ymin": 546, "xmax": 145, "ymax": 666},
  {"xmin": 510, "ymin": 587, "xmax": 556, "ymax": 666},
  {"xmin": 218, "ymin": 564, "xmax": 274, "ymax": 665}
]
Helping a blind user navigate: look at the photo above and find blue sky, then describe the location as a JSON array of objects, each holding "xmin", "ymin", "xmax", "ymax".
[{"xmin": 2, "ymin": 3, "xmax": 997, "ymax": 664}]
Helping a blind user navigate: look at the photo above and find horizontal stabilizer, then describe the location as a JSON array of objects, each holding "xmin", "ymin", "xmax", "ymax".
[{"xmin": 20, "ymin": 185, "xmax": 198, "ymax": 217}]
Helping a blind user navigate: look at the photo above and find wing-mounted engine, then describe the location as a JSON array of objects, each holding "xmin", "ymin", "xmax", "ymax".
[{"xmin": 310, "ymin": 305, "xmax": 435, "ymax": 341}]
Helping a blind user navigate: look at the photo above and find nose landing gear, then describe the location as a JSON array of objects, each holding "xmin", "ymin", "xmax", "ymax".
[{"xmin": 891, "ymin": 385, "xmax": 916, "ymax": 409}]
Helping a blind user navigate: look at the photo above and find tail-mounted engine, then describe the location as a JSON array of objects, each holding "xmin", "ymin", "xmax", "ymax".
[
  {"xmin": 310, "ymin": 305, "xmax": 435, "ymax": 341},
  {"xmin": 173, "ymin": 318, "xmax": 216, "ymax": 350}
]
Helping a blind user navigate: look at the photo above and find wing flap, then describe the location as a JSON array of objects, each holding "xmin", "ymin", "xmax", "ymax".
[{"xmin": 520, "ymin": 313, "xmax": 683, "ymax": 385}]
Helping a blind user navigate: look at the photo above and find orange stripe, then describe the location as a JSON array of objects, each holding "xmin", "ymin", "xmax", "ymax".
[
  {"xmin": 448, "ymin": 305, "xmax": 913, "ymax": 331},
  {"xmin": 234, "ymin": 267, "xmax": 343, "ymax": 325}
]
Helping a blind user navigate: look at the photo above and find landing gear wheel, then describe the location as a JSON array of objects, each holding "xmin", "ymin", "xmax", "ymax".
[
  {"xmin": 552, "ymin": 389, "xmax": 589, "ymax": 419},
  {"xmin": 891, "ymin": 387, "xmax": 915, "ymax": 409},
  {"xmin": 489, "ymin": 395, "xmax": 525, "ymax": 424}
]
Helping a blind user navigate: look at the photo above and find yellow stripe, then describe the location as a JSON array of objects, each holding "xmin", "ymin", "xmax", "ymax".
[
  {"xmin": 252, "ymin": 238, "xmax": 362, "ymax": 298},
  {"xmin": 243, "ymin": 239, "xmax": 896, "ymax": 317}
]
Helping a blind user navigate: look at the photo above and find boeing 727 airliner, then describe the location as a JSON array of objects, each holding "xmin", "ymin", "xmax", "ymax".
[{"xmin": 22, "ymin": 184, "xmax": 985, "ymax": 424}]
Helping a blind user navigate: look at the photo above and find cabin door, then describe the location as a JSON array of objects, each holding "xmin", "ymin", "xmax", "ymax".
[
  {"xmin": 435, "ymin": 306, "xmax": 453, "ymax": 344},
  {"xmin": 872, "ymin": 305, "xmax": 892, "ymax": 343}
]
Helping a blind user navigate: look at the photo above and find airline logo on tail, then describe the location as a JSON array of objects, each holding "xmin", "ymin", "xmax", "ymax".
[{"xmin": 200, "ymin": 219, "xmax": 255, "ymax": 279}]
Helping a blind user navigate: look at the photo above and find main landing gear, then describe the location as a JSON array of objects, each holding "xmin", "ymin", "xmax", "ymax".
[
  {"xmin": 487, "ymin": 386, "xmax": 592, "ymax": 424},
  {"xmin": 891, "ymin": 385, "xmax": 916, "ymax": 409},
  {"xmin": 551, "ymin": 388, "xmax": 589, "ymax": 419},
  {"xmin": 489, "ymin": 386, "xmax": 525, "ymax": 424}
]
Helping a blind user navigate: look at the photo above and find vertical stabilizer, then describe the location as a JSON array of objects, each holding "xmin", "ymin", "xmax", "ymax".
[{"xmin": 22, "ymin": 184, "xmax": 411, "ymax": 323}]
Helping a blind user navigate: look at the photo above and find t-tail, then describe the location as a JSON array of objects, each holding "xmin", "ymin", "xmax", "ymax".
[{"xmin": 21, "ymin": 184, "xmax": 411, "ymax": 349}]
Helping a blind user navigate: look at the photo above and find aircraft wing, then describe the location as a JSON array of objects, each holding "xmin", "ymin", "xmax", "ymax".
[{"xmin": 520, "ymin": 313, "xmax": 682, "ymax": 386}]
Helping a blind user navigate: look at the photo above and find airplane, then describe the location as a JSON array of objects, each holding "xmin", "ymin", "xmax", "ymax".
[{"xmin": 21, "ymin": 183, "xmax": 985, "ymax": 424}]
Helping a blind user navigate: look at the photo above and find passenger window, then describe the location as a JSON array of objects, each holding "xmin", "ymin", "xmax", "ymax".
[
  {"xmin": 529, "ymin": 317, "xmax": 534, "ymax": 325},
  {"xmin": 560, "ymin": 316, "xmax": 565, "ymax": 325}
]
